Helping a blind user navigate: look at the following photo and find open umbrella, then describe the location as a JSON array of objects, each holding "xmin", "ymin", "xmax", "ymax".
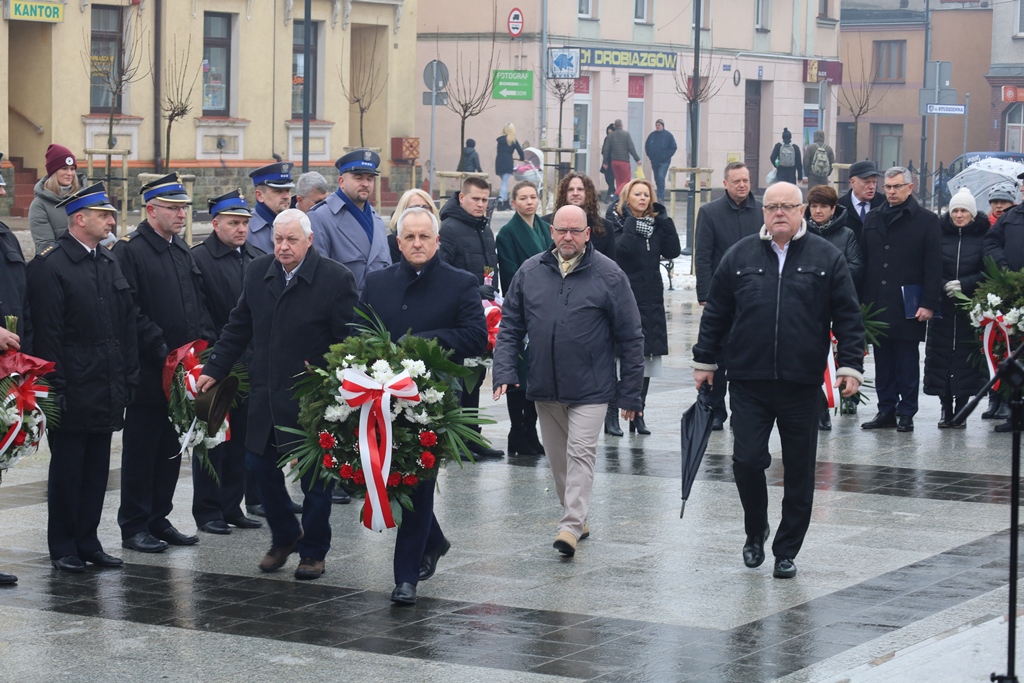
[
  {"xmin": 680, "ymin": 383, "xmax": 716, "ymax": 519},
  {"xmin": 947, "ymin": 158, "xmax": 1024, "ymax": 209}
]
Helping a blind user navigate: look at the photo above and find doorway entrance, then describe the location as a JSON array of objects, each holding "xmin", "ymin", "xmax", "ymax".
[{"xmin": 744, "ymin": 80, "xmax": 762, "ymax": 191}]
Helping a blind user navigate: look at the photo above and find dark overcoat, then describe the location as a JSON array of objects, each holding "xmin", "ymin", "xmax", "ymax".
[
  {"xmin": 694, "ymin": 193, "xmax": 762, "ymax": 302},
  {"xmin": 203, "ymin": 247, "xmax": 358, "ymax": 454},
  {"xmin": 804, "ymin": 206, "xmax": 864, "ymax": 294},
  {"xmin": 983, "ymin": 202, "xmax": 1024, "ymax": 271},
  {"xmin": 923, "ymin": 212, "xmax": 988, "ymax": 398},
  {"xmin": 359, "ymin": 254, "xmax": 487, "ymax": 364},
  {"xmin": 0, "ymin": 221, "xmax": 30, "ymax": 350},
  {"xmin": 859, "ymin": 196, "xmax": 943, "ymax": 342},
  {"xmin": 495, "ymin": 136, "xmax": 525, "ymax": 176},
  {"xmin": 112, "ymin": 221, "xmax": 214, "ymax": 405},
  {"xmin": 608, "ymin": 202, "xmax": 681, "ymax": 357},
  {"xmin": 838, "ymin": 190, "xmax": 885, "ymax": 242},
  {"xmin": 438, "ymin": 194, "xmax": 498, "ymax": 286},
  {"xmin": 27, "ymin": 232, "xmax": 139, "ymax": 432}
]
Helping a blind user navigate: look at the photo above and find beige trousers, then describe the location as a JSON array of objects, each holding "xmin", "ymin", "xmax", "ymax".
[{"xmin": 535, "ymin": 401, "xmax": 606, "ymax": 539}]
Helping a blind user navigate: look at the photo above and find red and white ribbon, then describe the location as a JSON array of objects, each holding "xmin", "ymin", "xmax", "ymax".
[
  {"xmin": 981, "ymin": 315, "xmax": 1013, "ymax": 391},
  {"xmin": 821, "ymin": 333, "xmax": 840, "ymax": 410},
  {"xmin": 0, "ymin": 373, "xmax": 49, "ymax": 459},
  {"xmin": 340, "ymin": 368, "xmax": 421, "ymax": 531},
  {"xmin": 482, "ymin": 299, "xmax": 502, "ymax": 352},
  {"xmin": 177, "ymin": 345, "xmax": 206, "ymax": 456}
]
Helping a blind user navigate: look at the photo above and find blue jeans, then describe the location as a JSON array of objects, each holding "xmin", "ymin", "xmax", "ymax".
[
  {"xmin": 499, "ymin": 173, "xmax": 512, "ymax": 201},
  {"xmin": 247, "ymin": 436, "xmax": 334, "ymax": 560},
  {"xmin": 652, "ymin": 161, "xmax": 670, "ymax": 202}
]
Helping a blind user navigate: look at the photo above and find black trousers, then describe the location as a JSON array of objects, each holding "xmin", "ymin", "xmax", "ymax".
[
  {"xmin": 47, "ymin": 431, "xmax": 112, "ymax": 560},
  {"xmin": 117, "ymin": 404, "xmax": 183, "ymax": 539},
  {"xmin": 873, "ymin": 339, "xmax": 921, "ymax": 418},
  {"xmin": 730, "ymin": 379, "xmax": 820, "ymax": 561},
  {"xmin": 394, "ymin": 478, "xmax": 444, "ymax": 585},
  {"xmin": 192, "ymin": 405, "xmax": 248, "ymax": 525}
]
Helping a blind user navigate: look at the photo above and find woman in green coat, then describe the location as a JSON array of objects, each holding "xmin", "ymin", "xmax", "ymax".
[{"xmin": 495, "ymin": 180, "xmax": 552, "ymax": 456}]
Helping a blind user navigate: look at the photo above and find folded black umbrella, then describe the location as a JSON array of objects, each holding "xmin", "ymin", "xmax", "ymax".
[{"xmin": 680, "ymin": 383, "xmax": 715, "ymax": 519}]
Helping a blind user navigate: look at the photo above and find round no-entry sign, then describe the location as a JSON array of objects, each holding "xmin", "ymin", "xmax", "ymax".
[{"xmin": 508, "ymin": 7, "xmax": 524, "ymax": 38}]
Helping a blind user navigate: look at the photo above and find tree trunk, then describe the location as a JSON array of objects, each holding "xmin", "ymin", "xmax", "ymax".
[
  {"xmin": 164, "ymin": 119, "xmax": 173, "ymax": 173},
  {"xmin": 557, "ymin": 100, "xmax": 564, "ymax": 148},
  {"xmin": 459, "ymin": 117, "xmax": 467, "ymax": 169},
  {"xmin": 852, "ymin": 117, "xmax": 859, "ymax": 162},
  {"xmin": 359, "ymin": 109, "xmax": 366, "ymax": 147},
  {"xmin": 105, "ymin": 110, "xmax": 116, "ymax": 181}
]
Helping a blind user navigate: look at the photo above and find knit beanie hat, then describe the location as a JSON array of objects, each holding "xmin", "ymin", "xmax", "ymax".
[
  {"xmin": 45, "ymin": 144, "xmax": 77, "ymax": 178},
  {"xmin": 988, "ymin": 183, "xmax": 1017, "ymax": 205},
  {"xmin": 948, "ymin": 187, "xmax": 977, "ymax": 215}
]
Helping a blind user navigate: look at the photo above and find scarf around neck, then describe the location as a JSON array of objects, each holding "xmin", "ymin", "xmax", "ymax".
[{"xmin": 337, "ymin": 188, "xmax": 375, "ymax": 244}]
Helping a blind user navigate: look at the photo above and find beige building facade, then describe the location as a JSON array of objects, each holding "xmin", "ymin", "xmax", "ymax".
[
  {"xmin": 1, "ymin": 0, "xmax": 417, "ymax": 216},
  {"xmin": 417, "ymin": 0, "xmax": 840, "ymax": 193}
]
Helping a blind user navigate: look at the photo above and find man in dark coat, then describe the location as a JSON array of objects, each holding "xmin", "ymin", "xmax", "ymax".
[
  {"xmin": 694, "ymin": 161, "xmax": 762, "ymax": 428},
  {"xmin": 28, "ymin": 183, "xmax": 138, "ymax": 573},
  {"xmin": 360, "ymin": 207, "xmax": 487, "ymax": 606},
  {"xmin": 644, "ymin": 119, "xmax": 677, "ymax": 203},
  {"xmin": 439, "ymin": 176, "xmax": 504, "ymax": 459},
  {"xmin": 493, "ymin": 205, "xmax": 645, "ymax": 558},
  {"xmin": 113, "ymin": 173, "xmax": 214, "ymax": 554},
  {"xmin": 859, "ymin": 167, "xmax": 942, "ymax": 433},
  {"xmin": 984, "ymin": 174, "xmax": 1024, "ymax": 271},
  {"xmin": 197, "ymin": 208, "xmax": 358, "ymax": 581},
  {"xmin": 769, "ymin": 128, "xmax": 803, "ymax": 185},
  {"xmin": 190, "ymin": 191, "xmax": 266, "ymax": 536},
  {"xmin": 693, "ymin": 181, "xmax": 864, "ymax": 580},
  {"xmin": 838, "ymin": 161, "xmax": 886, "ymax": 241}
]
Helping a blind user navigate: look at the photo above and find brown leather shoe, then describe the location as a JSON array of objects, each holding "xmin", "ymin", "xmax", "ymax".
[
  {"xmin": 294, "ymin": 557, "xmax": 325, "ymax": 580},
  {"xmin": 259, "ymin": 534, "xmax": 301, "ymax": 573},
  {"xmin": 553, "ymin": 530, "xmax": 577, "ymax": 556}
]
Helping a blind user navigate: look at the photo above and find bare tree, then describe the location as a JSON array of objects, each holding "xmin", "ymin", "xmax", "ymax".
[
  {"xmin": 84, "ymin": 9, "xmax": 150, "ymax": 177},
  {"xmin": 672, "ymin": 44, "xmax": 723, "ymax": 166},
  {"xmin": 156, "ymin": 35, "xmax": 201, "ymax": 172},
  {"xmin": 838, "ymin": 34, "xmax": 891, "ymax": 159},
  {"xmin": 546, "ymin": 79, "xmax": 575, "ymax": 148},
  {"xmin": 338, "ymin": 25, "xmax": 389, "ymax": 147},
  {"xmin": 441, "ymin": 0, "xmax": 500, "ymax": 156}
]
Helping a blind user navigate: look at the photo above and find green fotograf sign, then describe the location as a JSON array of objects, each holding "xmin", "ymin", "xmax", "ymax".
[
  {"xmin": 6, "ymin": 0, "xmax": 64, "ymax": 22},
  {"xmin": 492, "ymin": 71, "xmax": 534, "ymax": 100}
]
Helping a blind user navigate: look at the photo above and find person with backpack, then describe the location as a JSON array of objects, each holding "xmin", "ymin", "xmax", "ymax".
[
  {"xmin": 769, "ymin": 128, "xmax": 803, "ymax": 185},
  {"xmin": 804, "ymin": 130, "xmax": 835, "ymax": 189}
]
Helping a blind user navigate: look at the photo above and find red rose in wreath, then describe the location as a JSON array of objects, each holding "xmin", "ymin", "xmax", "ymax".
[
  {"xmin": 353, "ymin": 469, "xmax": 366, "ymax": 485},
  {"xmin": 420, "ymin": 451, "xmax": 436, "ymax": 468},
  {"xmin": 387, "ymin": 472, "xmax": 401, "ymax": 488},
  {"xmin": 319, "ymin": 431, "xmax": 337, "ymax": 449},
  {"xmin": 402, "ymin": 474, "xmax": 419, "ymax": 487},
  {"xmin": 339, "ymin": 463, "xmax": 353, "ymax": 479},
  {"xmin": 419, "ymin": 430, "xmax": 437, "ymax": 447}
]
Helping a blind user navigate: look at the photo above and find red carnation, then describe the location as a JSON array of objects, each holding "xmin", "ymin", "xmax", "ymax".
[
  {"xmin": 319, "ymin": 431, "xmax": 337, "ymax": 449},
  {"xmin": 420, "ymin": 451, "xmax": 436, "ymax": 468},
  {"xmin": 322, "ymin": 453, "xmax": 334, "ymax": 469},
  {"xmin": 13, "ymin": 431, "xmax": 26, "ymax": 446},
  {"xmin": 339, "ymin": 463, "xmax": 353, "ymax": 479},
  {"xmin": 353, "ymin": 469, "xmax": 366, "ymax": 485},
  {"xmin": 387, "ymin": 472, "xmax": 401, "ymax": 487},
  {"xmin": 402, "ymin": 474, "xmax": 419, "ymax": 487},
  {"xmin": 419, "ymin": 431, "xmax": 437, "ymax": 447}
]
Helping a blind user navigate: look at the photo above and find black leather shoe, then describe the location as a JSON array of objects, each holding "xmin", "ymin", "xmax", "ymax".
[
  {"xmin": 332, "ymin": 488, "xmax": 351, "ymax": 505},
  {"xmin": 0, "ymin": 571, "xmax": 17, "ymax": 585},
  {"xmin": 861, "ymin": 412, "xmax": 897, "ymax": 429},
  {"xmin": 418, "ymin": 538, "xmax": 451, "ymax": 581},
  {"xmin": 391, "ymin": 582, "xmax": 417, "ymax": 605},
  {"xmin": 153, "ymin": 526, "xmax": 199, "ymax": 546},
  {"xmin": 742, "ymin": 523, "xmax": 770, "ymax": 568},
  {"xmin": 839, "ymin": 396, "xmax": 858, "ymax": 415},
  {"xmin": 52, "ymin": 556, "xmax": 86, "ymax": 573},
  {"xmin": 773, "ymin": 557, "xmax": 797, "ymax": 579},
  {"xmin": 468, "ymin": 443, "xmax": 504, "ymax": 459},
  {"xmin": 896, "ymin": 415, "xmax": 914, "ymax": 432},
  {"xmin": 288, "ymin": 499, "xmax": 304, "ymax": 514},
  {"xmin": 711, "ymin": 417, "xmax": 725, "ymax": 431},
  {"xmin": 225, "ymin": 515, "xmax": 263, "ymax": 529},
  {"xmin": 198, "ymin": 520, "xmax": 232, "ymax": 535},
  {"xmin": 246, "ymin": 504, "xmax": 266, "ymax": 518},
  {"xmin": 996, "ymin": 419, "xmax": 1014, "ymax": 433},
  {"xmin": 80, "ymin": 550, "xmax": 123, "ymax": 568},
  {"xmin": 818, "ymin": 410, "xmax": 832, "ymax": 431},
  {"xmin": 983, "ymin": 395, "xmax": 1001, "ymax": 419},
  {"xmin": 121, "ymin": 531, "xmax": 169, "ymax": 553}
]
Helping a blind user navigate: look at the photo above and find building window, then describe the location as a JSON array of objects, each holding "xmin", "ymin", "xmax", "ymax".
[
  {"xmin": 1007, "ymin": 104, "xmax": 1024, "ymax": 153},
  {"xmin": 292, "ymin": 22, "xmax": 319, "ymax": 118},
  {"xmin": 90, "ymin": 5, "xmax": 123, "ymax": 113},
  {"xmin": 203, "ymin": 13, "xmax": 232, "ymax": 116},
  {"xmin": 755, "ymin": 0, "xmax": 770, "ymax": 30},
  {"xmin": 634, "ymin": 0, "xmax": 647, "ymax": 23},
  {"xmin": 818, "ymin": 0, "xmax": 829, "ymax": 18},
  {"xmin": 872, "ymin": 123, "xmax": 903, "ymax": 169},
  {"xmin": 1019, "ymin": 0, "xmax": 1024, "ymax": 34},
  {"xmin": 578, "ymin": 0, "xmax": 593, "ymax": 18},
  {"xmin": 692, "ymin": 0, "xmax": 709, "ymax": 29},
  {"xmin": 873, "ymin": 41, "xmax": 906, "ymax": 83}
]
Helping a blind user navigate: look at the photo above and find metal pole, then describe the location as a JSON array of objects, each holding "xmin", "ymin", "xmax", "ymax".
[
  {"xmin": 684, "ymin": 0, "xmax": 702, "ymax": 257},
  {"xmin": 920, "ymin": 0, "xmax": 930, "ymax": 206},
  {"xmin": 540, "ymin": 0, "xmax": 548, "ymax": 145},
  {"xmin": 429, "ymin": 61, "xmax": 438, "ymax": 197},
  {"xmin": 930, "ymin": 61, "xmax": 939, "ymax": 211},
  {"xmin": 963, "ymin": 92, "xmax": 970, "ymax": 160},
  {"xmin": 302, "ymin": 0, "xmax": 312, "ymax": 173}
]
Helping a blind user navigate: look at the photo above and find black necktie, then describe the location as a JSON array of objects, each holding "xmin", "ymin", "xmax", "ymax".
[
  {"xmin": 859, "ymin": 202, "xmax": 866, "ymax": 222},
  {"xmin": 90, "ymin": 249, "xmax": 97, "ymax": 260}
]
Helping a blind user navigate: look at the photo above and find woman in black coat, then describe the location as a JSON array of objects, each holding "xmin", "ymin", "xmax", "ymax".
[
  {"xmin": 495, "ymin": 123, "xmax": 525, "ymax": 210},
  {"xmin": 923, "ymin": 189, "xmax": 988, "ymax": 428},
  {"xmin": 607, "ymin": 178, "xmax": 681, "ymax": 434}
]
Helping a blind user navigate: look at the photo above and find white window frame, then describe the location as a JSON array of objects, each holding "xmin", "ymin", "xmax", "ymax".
[
  {"xmin": 691, "ymin": 0, "xmax": 709, "ymax": 29},
  {"xmin": 634, "ymin": 0, "xmax": 647, "ymax": 24},
  {"xmin": 755, "ymin": 0, "xmax": 770, "ymax": 30},
  {"xmin": 578, "ymin": 0, "xmax": 593, "ymax": 19},
  {"xmin": 1018, "ymin": 0, "xmax": 1024, "ymax": 35}
]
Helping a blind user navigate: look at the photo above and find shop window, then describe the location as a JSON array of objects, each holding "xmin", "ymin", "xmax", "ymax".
[
  {"xmin": 203, "ymin": 13, "xmax": 233, "ymax": 116},
  {"xmin": 1007, "ymin": 104, "xmax": 1024, "ymax": 153},
  {"xmin": 292, "ymin": 21, "xmax": 319, "ymax": 119},
  {"xmin": 90, "ymin": 5, "xmax": 123, "ymax": 113},
  {"xmin": 872, "ymin": 124, "xmax": 903, "ymax": 169},
  {"xmin": 873, "ymin": 41, "xmax": 905, "ymax": 83}
]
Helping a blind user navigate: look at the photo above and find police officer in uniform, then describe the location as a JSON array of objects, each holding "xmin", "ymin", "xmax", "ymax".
[
  {"xmin": 191, "ymin": 191, "xmax": 265, "ymax": 534},
  {"xmin": 28, "ymin": 183, "xmax": 139, "ymax": 572},
  {"xmin": 247, "ymin": 162, "xmax": 294, "ymax": 253},
  {"xmin": 309, "ymin": 149, "xmax": 391, "ymax": 294},
  {"xmin": 114, "ymin": 173, "xmax": 214, "ymax": 553}
]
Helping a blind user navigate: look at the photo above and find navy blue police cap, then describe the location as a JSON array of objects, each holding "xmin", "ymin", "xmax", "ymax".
[
  {"xmin": 208, "ymin": 189, "xmax": 252, "ymax": 218},
  {"xmin": 335, "ymin": 149, "xmax": 380, "ymax": 176},
  {"xmin": 141, "ymin": 173, "xmax": 191, "ymax": 204},
  {"xmin": 57, "ymin": 182, "xmax": 117, "ymax": 215},
  {"xmin": 249, "ymin": 162, "xmax": 295, "ymax": 189}
]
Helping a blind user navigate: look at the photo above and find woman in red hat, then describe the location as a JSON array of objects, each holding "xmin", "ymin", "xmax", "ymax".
[{"xmin": 29, "ymin": 144, "xmax": 84, "ymax": 253}]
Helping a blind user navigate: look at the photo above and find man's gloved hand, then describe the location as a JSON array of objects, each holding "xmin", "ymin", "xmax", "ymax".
[
  {"xmin": 943, "ymin": 280, "xmax": 961, "ymax": 297},
  {"xmin": 478, "ymin": 284, "xmax": 497, "ymax": 300}
]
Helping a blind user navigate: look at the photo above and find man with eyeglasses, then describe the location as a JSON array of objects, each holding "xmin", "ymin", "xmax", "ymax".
[
  {"xmin": 113, "ymin": 173, "xmax": 215, "ymax": 553},
  {"xmin": 859, "ymin": 166, "xmax": 942, "ymax": 433},
  {"xmin": 493, "ymin": 205, "xmax": 644, "ymax": 558},
  {"xmin": 693, "ymin": 182, "xmax": 864, "ymax": 579},
  {"xmin": 838, "ymin": 161, "xmax": 885, "ymax": 241}
]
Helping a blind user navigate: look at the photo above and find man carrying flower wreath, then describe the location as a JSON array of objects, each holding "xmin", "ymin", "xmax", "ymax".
[
  {"xmin": 360, "ymin": 206, "xmax": 488, "ymax": 605},
  {"xmin": 196, "ymin": 209, "xmax": 359, "ymax": 580}
]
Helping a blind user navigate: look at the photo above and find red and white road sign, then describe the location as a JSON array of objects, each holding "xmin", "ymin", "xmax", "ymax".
[{"xmin": 508, "ymin": 7, "xmax": 524, "ymax": 38}]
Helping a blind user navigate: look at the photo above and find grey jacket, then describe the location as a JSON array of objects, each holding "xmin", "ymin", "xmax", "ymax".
[
  {"xmin": 604, "ymin": 129, "xmax": 640, "ymax": 163},
  {"xmin": 29, "ymin": 175, "xmax": 85, "ymax": 252},
  {"xmin": 493, "ymin": 243, "xmax": 645, "ymax": 409}
]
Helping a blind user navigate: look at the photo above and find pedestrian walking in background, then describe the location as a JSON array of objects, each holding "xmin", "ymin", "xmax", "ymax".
[
  {"xmin": 804, "ymin": 130, "xmax": 835, "ymax": 189},
  {"xmin": 29, "ymin": 144, "xmax": 86, "ymax": 253},
  {"xmin": 459, "ymin": 138, "xmax": 483, "ymax": 173},
  {"xmin": 769, "ymin": 128, "xmax": 803, "ymax": 185},
  {"xmin": 645, "ymin": 119, "xmax": 677, "ymax": 203},
  {"xmin": 607, "ymin": 178, "xmax": 681, "ymax": 435},
  {"xmin": 495, "ymin": 123, "xmax": 525, "ymax": 210},
  {"xmin": 605, "ymin": 120, "xmax": 641, "ymax": 197},
  {"xmin": 600, "ymin": 123, "xmax": 617, "ymax": 201}
]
